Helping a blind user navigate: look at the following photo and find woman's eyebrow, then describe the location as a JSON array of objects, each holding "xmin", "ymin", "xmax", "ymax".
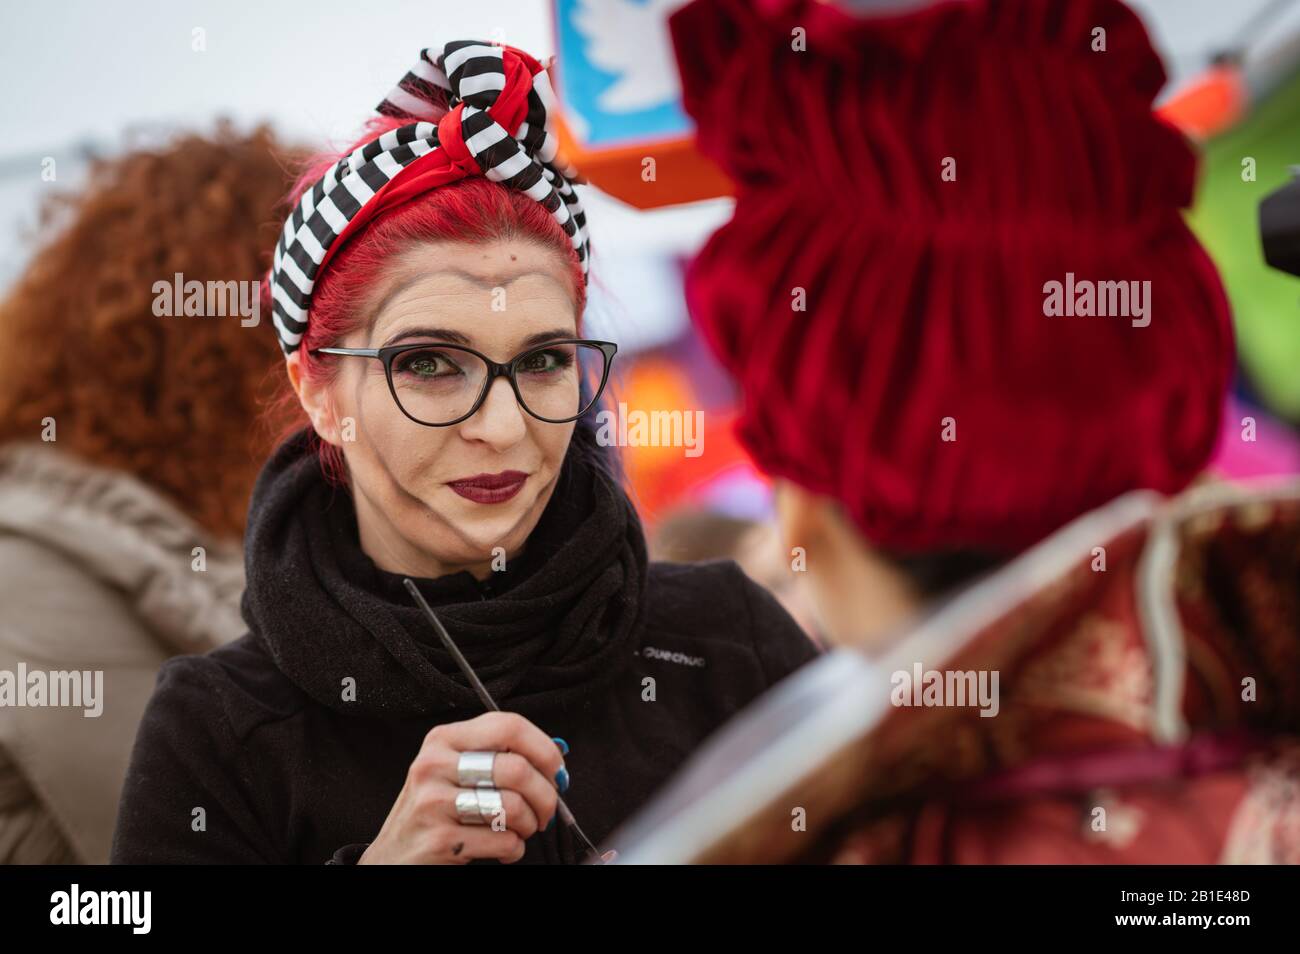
[
  {"xmin": 520, "ymin": 328, "xmax": 579, "ymax": 347},
  {"xmin": 382, "ymin": 327, "xmax": 578, "ymax": 348},
  {"xmin": 384, "ymin": 327, "xmax": 472, "ymax": 346}
]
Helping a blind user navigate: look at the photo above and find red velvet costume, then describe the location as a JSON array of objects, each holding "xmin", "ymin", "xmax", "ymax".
[{"xmin": 650, "ymin": 0, "xmax": 1300, "ymax": 864}]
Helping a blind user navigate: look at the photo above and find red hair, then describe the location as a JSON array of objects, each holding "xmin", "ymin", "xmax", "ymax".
[{"xmin": 264, "ymin": 115, "xmax": 589, "ymax": 484}]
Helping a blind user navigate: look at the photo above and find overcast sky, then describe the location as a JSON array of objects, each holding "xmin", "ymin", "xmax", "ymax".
[{"xmin": 1, "ymin": 0, "xmax": 1296, "ymax": 298}]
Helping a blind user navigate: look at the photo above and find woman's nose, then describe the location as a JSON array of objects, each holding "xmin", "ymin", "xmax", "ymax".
[{"xmin": 460, "ymin": 375, "xmax": 527, "ymax": 448}]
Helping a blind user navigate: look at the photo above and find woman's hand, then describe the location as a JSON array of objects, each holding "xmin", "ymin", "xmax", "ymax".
[{"xmin": 357, "ymin": 711, "xmax": 567, "ymax": 864}]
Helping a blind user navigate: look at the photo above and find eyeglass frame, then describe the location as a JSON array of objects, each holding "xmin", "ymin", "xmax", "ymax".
[{"xmin": 308, "ymin": 337, "xmax": 619, "ymax": 427}]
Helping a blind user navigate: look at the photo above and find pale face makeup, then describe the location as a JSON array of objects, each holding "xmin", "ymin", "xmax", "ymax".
[{"xmin": 308, "ymin": 239, "xmax": 580, "ymax": 581}]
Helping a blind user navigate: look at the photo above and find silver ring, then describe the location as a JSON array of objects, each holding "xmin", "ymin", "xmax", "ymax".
[
  {"xmin": 457, "ymin": 750, "xmax": 497, "ymax": 788},
  {"xmin": 454, "ymin": 788, "xmax": 490, "ymax": 825},
  {"xmin": 475, "ymin": 788, "xmax": 505, "ymax": 824}
]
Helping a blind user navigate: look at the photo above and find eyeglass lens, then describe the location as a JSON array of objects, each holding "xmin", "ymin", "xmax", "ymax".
[{"xmin": 390, "ymin": 342, "xmax": 606, "ymax": 425}]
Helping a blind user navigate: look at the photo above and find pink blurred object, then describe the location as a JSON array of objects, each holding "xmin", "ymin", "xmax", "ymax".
[
  {"xmin": 1210, "ymin": 395, "xmax": 1300, "ymax": 478},
  {"xmin": 688, "ymin": 462, "xmax": 774, "ymax": 523}
]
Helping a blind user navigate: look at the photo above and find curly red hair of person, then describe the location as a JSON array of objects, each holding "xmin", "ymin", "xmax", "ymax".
[{"xmin": 0, "ymin": 121, "xmax": 306, "ymax": 540}]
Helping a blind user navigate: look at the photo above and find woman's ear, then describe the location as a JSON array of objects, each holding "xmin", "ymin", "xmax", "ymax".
[
  {"xmin": 285, "ymin": 352, "xmax": 342, "ymax": 447},
  {"xmin": 772, "ymin": 479, "xmax": 832, "ymax": 557}
]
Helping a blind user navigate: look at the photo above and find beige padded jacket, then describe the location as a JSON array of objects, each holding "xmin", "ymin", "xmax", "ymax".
[{"xmin": 0, "ymin": 441, "xmax": 246, "ymax": 863}]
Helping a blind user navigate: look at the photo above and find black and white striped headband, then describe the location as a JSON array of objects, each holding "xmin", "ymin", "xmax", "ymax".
[{"xmin": 268, "ymin": 40, "xmax": 590, "ymax": 355}]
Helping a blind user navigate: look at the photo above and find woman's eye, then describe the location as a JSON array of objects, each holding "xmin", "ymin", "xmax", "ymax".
[
  {"xmin": 519, "ymin": 348, "xmax": 571, "ymax": 374},
  {"xmin": 397, "ymin": 351, "xmax": 460, "ymax": 377}
]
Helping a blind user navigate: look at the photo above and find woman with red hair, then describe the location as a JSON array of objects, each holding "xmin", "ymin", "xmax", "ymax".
[{"xmin": 110, "ymin": 41, "xmax": 817, "ymax": 865}]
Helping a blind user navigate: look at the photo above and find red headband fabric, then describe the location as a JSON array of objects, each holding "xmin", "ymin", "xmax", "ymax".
[{"xmin": 669, "ymin": 0, "xmax": 1234, "ymax": 554}]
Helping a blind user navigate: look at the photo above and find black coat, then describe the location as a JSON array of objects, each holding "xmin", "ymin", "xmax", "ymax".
[{"xmin": 109, "ymin": 427, "xmax": 820, "ymax": 864}]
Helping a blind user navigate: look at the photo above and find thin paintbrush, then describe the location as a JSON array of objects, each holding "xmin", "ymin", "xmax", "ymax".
[{"xmin": 402, "ymin": 577, "xmax": 613, "ymax": 863}]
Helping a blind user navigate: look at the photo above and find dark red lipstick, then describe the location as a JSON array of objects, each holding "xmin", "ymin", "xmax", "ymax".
[{"xmin": 446, "ymin": 470, "xmax": 528, "ymax": 504}]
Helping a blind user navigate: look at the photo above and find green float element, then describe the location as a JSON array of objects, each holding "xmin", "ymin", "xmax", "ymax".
[{"xmin": 1186, "ymin": 65, "xmax": 1300, "ymax": 421}]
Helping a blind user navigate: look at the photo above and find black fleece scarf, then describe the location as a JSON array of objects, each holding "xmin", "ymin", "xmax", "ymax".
[{"xmin": 240, "ymin": 426, "xmax": 649, "ymax": 719}]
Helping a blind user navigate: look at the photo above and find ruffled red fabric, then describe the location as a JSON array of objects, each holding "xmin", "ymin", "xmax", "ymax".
[{"xmin": 669, "ymin": 0, "xmax": 1234, "ymax": 553}]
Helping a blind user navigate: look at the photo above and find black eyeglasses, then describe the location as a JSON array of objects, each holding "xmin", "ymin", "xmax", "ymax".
[{"xmin": 309, "ymin": 338, "xmax": 618, "ymax": 427}]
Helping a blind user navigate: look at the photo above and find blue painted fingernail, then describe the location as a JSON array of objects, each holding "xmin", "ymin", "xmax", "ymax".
[
  {"xmin": 546, "ymin": 813, "xmax": 556, "ymax": 831},
  {"xmin": 555, "ymin": 767, "xmax": 570, "ymax": 793},
  {"xmin": 552, "ymin": 736, "xmax": 569, "ymax": 755}
]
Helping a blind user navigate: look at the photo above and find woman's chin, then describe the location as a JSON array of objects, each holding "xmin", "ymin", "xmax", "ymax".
[{"xmin": 431, "ymin": 488, "xmax": 538, "ymax": 555}]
